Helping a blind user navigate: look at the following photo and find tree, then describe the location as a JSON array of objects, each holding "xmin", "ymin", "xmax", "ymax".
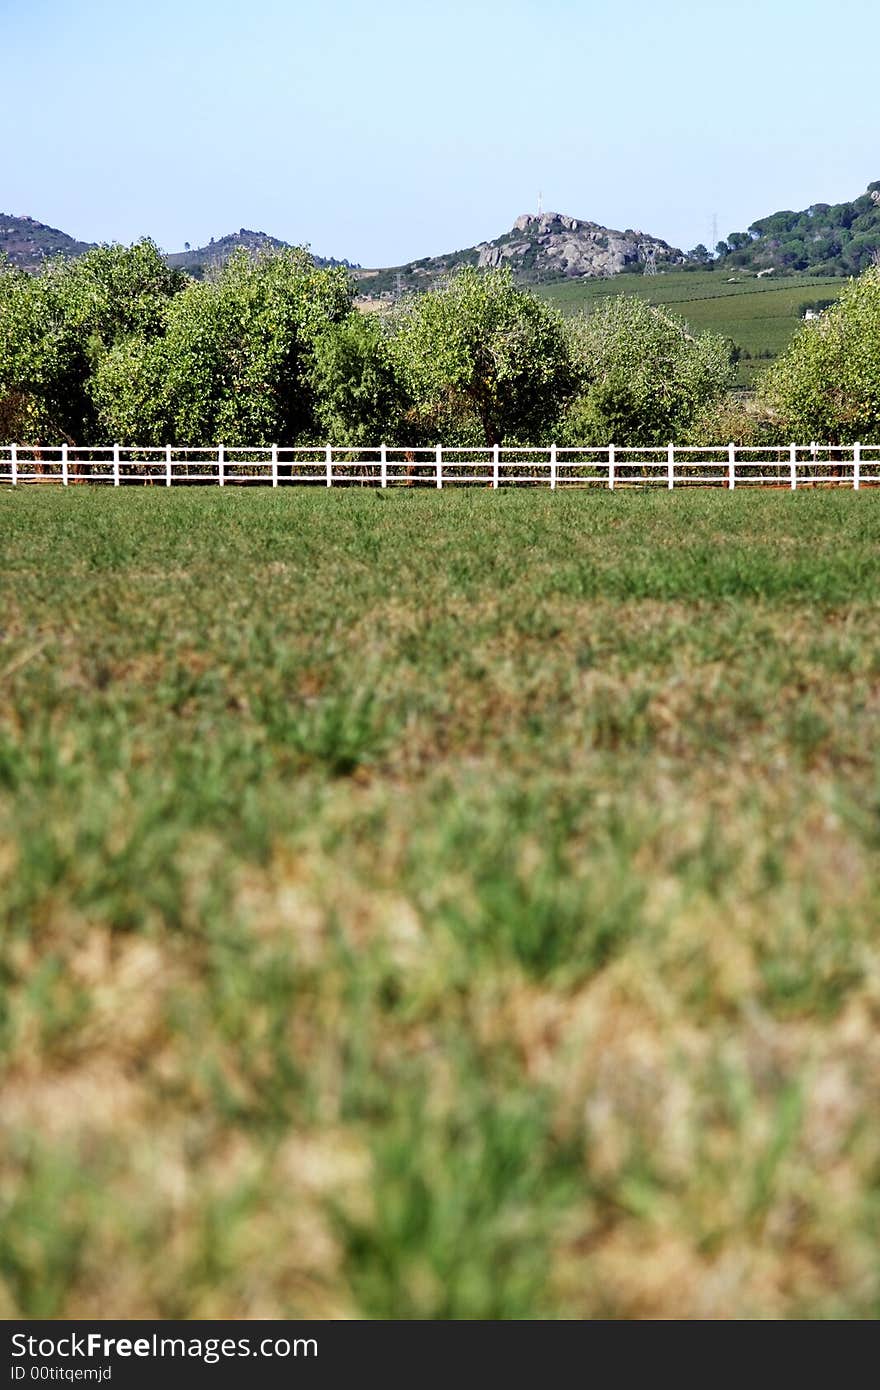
[
  {"xmin": 688, "ymin": 244, "xmax": 712, "ymax": 265},
  {"xmin": 703, "ymin": 186, "xmax": 880, "ymax": 276},
  {"xmin": 760, "ymin": 265, "xmax": 880, "ymax": 441},
  {"xmin": 95, "ymin": 247, "xmax": 353, "ymax": 445},
  {"xmin": 389, "ymin": 267, "xmax": 574, "ymax": 446},
  {"xmin": 560, "ymin": 297, "xmax": 734, "ymax": 445},
  {"xmin": 90, "ymin": 333, "xmax": 172, "ymax": 445},
  {"xmin": 309, "ymin": 312, "xmax": 406, "ymax": 444},
  {"xmin": 0, "ymin": 240, "xmax": 184, "ymax": 443}
]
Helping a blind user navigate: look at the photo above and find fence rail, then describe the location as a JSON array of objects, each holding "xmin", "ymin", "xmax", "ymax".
[{"xmin": 2, "ymin": 443, "xmax": 879, "ymax": 489}]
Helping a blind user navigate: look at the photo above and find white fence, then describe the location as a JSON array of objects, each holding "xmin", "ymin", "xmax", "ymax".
[{"xmin": 2, "ymin": 443, "xmax": 879, "ymax": 489}]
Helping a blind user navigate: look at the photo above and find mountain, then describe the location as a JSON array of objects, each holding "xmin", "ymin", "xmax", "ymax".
[
  {"xmin": 716, "ymin": 182, "xmax": 880, "ymax": 277},
  {"xmin": 0, "ymin": 213, "xmax": 94, "ymax": 268},
  {"xmin": 165, "ymin": 228, "xmax": 359, "ymax": 279},
  {"xmin": 166, "ymin": 228, "xmax": 289, "ymax": 277},
  {"xmin": 355, "ymin": 211, "xmax": 683, "ymax": 298},
  {"xmin": 7, "ymin": 185, "xmax": 880, "ymax": 288},
  {"xmin": 0, "ymin": 215, "xmax": 358, "ymax": 276}
]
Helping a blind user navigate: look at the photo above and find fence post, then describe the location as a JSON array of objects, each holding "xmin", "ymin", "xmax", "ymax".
[
  {"xmin": 166, "ymin": 443, "xmax": 172, "ymax": 487},
  {"xmin": 854, "ymin": 441, "xmax": 860, "ymax": 491},
  {"xmin": 728, "ymin": 441, "xmax": 735, "ymax": 490},
  {"xmin": 10, "ymin": 443, "xmax": 17, "ymax": 486},
  {"xmin": 493, "ymin": 443, "xmax": 499, "ymax": 490},
  {"xmin": 667, "ymin": 441, "xmax": 674, "ymax": 490},
  {"xmin": 271, "ymin": 444, "xmax": 278, "ymax": 488},
  {"xmin": 790, "ymin": 442, "xmax": 797, "ymax": 491},
  {"xmin": 218, "ymin": 443, "xmax": 225, "ymax": 488},
  {"xmin": 62, "ymin": 442, "xmax": 68, "ymax": 487},
  {"xmin": 608, "ymin": 443, "xmax": 615, "ymax": 491},
  {"xmin": 325, "ymin": 443, "xmax": 332, "ymax": 488},
  {"xmin": 550, "ymin": 443, "xmax": 557, "ymax": 491},
  {"xmin": 113, "ymin": 443, "xmax": 120, "ymax": 487},
  {"xmin": 436, "ymin": 443, "xmax": 443, "ymax": 489},
  {"xmin": 380, "ymin": 443, "xmax": 387, "ymax": 489}
]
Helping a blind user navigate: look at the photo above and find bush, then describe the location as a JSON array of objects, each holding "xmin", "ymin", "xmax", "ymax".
[
  {"xmin": 760, "ymin": 266, "xmax": 880, "ymax": 442},
  {"xmin": 94, "ymin": 248, "xmax": 353, "ymax": 446},
  {"xmin": 687, "ymin": 394, "xmax": 784, "ymax": 447},
  {"xmin": 309, "ymin": 313, "xmax": 406, "ymax": 446},
  {"xmin": 389, "ymin": 268, "xmax": 574, "ymax": 446},
  {"xmin": 559, "ymin": 297, "xmax": 734, "ymax": 445},
  {"xmin": 0, "ymin": 242, "xmax": 183, "ymax": 444}
]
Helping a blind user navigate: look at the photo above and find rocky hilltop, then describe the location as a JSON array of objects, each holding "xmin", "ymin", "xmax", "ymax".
[
  {"xmin": 478, "ymin": 211, "xmax": 682, "ymax": 279},
  {"xmin": 356, "ymin": 211, "xmax": 683, "ymax": 298}
]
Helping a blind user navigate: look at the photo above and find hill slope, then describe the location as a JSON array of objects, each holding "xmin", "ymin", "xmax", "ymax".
[
  {"xmin": 165, "ymin": 228, "xmax": 359, "ymax": 278},
  {"xmin": 357, "ymin": 211, "xmax": 683, "ymax": 297},
  {"xmin": 717, "ymin": 181, "xmax": 880, "ymax": 277},
  {"xmin": 1, "ymin": 214, "xmax": 356, "ymax": 276},
  {"xmin": 0, "ymin": 214, "xmax": 94, "ymax": 268}
]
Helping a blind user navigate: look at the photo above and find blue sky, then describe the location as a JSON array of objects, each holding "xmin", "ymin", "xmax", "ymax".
[{"xmin": 4, "ymin": 0, "xmax": 879, "ymax": 266}]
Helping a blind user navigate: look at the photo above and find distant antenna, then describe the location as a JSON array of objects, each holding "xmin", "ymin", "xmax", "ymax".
[
  {"xmin": 537, "ymin": 190, "xmax": 543, "ymax": 216},
  {"xmin": 711, "ymin": 212, "xmax": 718, "ymax": 253},
  {"xmin": 640, "ymin": 243, "xmax": 657, "ymax": 276},
  {"xmin": 395, "ymin": 270, "xmax": 404, "ymax": 300}
]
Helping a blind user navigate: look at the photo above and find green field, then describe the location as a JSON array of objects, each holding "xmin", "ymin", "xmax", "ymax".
[
  {"xmin": 536, "ymin": 270, "xmax": 847, "ymax": 387},
  {"xmin": 3, "ymin": 488, "xmax": 880, "ymax": 1319}
]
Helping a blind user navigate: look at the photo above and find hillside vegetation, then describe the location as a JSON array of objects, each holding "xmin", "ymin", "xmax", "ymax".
[{"xmin": 716, "ymin": 181, "xmax": 880, "ymax": 278}]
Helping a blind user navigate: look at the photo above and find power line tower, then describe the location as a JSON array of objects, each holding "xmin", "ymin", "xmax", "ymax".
[
  {"xmin": 537, "ymin": 190, "xmax": 544, "ymax": 216},
  {"xmin": 640, "ymin": 243, "xmax": 658, "ymax": 276}
]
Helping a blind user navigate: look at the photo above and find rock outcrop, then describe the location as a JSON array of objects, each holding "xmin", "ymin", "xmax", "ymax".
[
  {"xmin": 476, "ymin": 212, "xmax": 682, "ymax": 279},
  {"xmin": 355, "ymin": 210, "xmax": 683, "ymax": 298}
]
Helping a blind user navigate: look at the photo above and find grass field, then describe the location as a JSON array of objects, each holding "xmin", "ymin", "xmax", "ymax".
[
  {"xmin": 535, "ymin": 271, "xmax": 847, "ymax": 387},
  {"xmin": 2, "ymin": 488, "xmax": 880, "ymax": 1319}
]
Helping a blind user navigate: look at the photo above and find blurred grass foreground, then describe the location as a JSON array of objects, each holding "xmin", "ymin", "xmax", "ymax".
[{"xmin": 2, "ymin": 487, "xmax": 880, "ymax": 1318}]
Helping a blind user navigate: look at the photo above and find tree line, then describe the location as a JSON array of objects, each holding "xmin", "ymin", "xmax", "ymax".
[
  {"xmin": 714, "ymin": 182, "xmax": 880, "ymax": 278},
  {"xmin": 1, "ymin": 240, "xmax": 878, "ymax": 448}
]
